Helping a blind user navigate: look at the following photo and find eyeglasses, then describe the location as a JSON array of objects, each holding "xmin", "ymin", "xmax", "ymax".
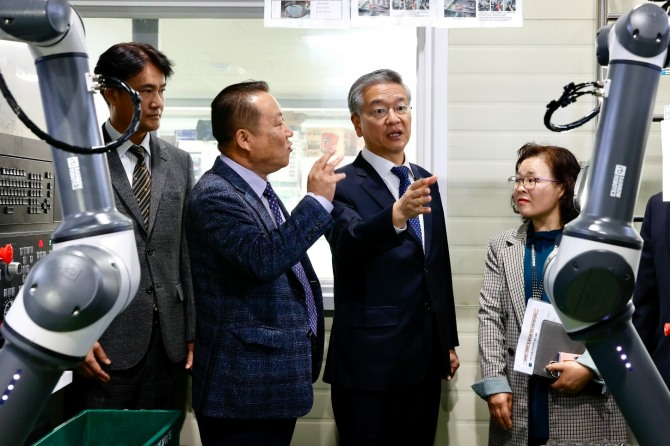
[
  {"xmin": 507, "ymin": 176, "xmax": 559, "ymax": 190},
  {"xmin": 367, "ymin": 104, "xmax": 412, "ymax": 120}
]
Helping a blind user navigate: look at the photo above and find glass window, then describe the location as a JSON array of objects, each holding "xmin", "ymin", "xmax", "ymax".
[{"xmin": 83, "ymin": 17, "xmax": 418, "ymax": 299}]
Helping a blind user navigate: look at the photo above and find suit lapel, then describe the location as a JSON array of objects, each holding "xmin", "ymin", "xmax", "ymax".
[
  {"xmin": 503, "ymin": 223, "xmax": 529, "ymax": 328},
  {"xmin": 213, "ymin": 158, "xmax": 276, "ymax": 233},
  {"xmin": 148, "ymin": 135, "xmax": 169, "ymax": 233},
  {"xmin": 353, "ymin": 154, "xmax": 424, "ymax": 248},
  {"xmin": 352, "ymin": 154, "xmax": 395, "ymax": 210},
  {"xmin": 106, "ymin": 145, "xmax": 146, "ymax": 231},
  {"xmin": 410, "ymin": 163, "xmax": 430, "ymax": 257}
]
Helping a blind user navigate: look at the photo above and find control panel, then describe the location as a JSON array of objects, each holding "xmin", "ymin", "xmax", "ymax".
[
  {"xmin": 0, "ymin": 134, "xmax": 60, "ymax": 330},
  {"xmin": 1, "ymin": 234, "xmax": 53, "ymax": 319},
  {"xmin": 0, "ymin": 154, "xmax": 58, "ymax": 223}
]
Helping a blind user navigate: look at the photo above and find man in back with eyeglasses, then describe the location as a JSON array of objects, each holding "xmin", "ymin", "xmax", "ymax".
[{"xmin": 324, "ymin": 68, "xmax": 461, "ymax": 445}]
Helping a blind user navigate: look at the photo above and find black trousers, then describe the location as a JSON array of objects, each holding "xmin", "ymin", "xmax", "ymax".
[
  {"xmin": 330, "ymin": 320, "xmax": 445, "ymax": 446},
  {"xmin": 196, "ymin": 415, "xmax": 297, "ymax": 446},
  {"xmin": 64, "ymin": 318, "xmax": 186, "ymax": 419}
]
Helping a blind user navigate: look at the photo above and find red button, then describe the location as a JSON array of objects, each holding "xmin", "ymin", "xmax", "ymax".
[
  {"xmin": 0, "ymin": 244, "xmax": 13, "ymax": 264},
  {"xmin": 664, "ymin": 323, "xmax": 670, "ymax": 336}
]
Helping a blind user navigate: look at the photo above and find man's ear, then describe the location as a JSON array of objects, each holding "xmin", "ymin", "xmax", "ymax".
[
  {"xmin": 236, "ymin": 128, "xmax": 252, "ymax": 153},
  {"xmin": 351, "ymin": 114, "xmax": 363, "ymax": 137},
  {"xmin": 102, "ymin": 87, "xmax": 119, "ymax": 107}
]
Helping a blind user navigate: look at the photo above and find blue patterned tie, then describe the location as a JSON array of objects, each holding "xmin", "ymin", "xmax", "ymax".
[
  {"xmin": 263, "ymin": 182, "xmax": 318, "ymax": 336},
  {"xmin": 391, "ymin": 165, "xmax": 423, "ymax": 243}
]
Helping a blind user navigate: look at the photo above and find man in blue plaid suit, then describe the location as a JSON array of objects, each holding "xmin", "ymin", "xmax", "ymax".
[{"xmin": 186, "ymin": 80, "xmax": 345, "ymax": 445}]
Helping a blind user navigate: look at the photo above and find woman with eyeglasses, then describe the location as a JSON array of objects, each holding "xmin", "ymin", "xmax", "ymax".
[{"xmin": 471, "ymin": 143, "xmax": 627, "ymax": 445}]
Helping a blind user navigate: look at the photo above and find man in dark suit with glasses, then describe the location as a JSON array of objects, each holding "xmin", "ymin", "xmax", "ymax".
[{"xmin": 324, "ymin": 68, "xmax": 460, "ymax": 445}]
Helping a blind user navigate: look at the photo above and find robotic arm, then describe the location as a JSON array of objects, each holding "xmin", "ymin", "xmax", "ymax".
[
  {"xmin": 544, "ymin": 3, "xmax": 670, "ymax": 444},
  {"xmin": 0, "ymin": 1, "xmax": 140, "ymax": 444}
]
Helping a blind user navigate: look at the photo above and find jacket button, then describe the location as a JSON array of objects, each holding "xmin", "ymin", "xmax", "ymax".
[
  {"xmin": 424, "ymin": 302, "xmax": 431, "ymax": 311},
  {"xmin": 146, "ymin": 285, "xmax": 154, "ymax": 294},
  {"xmin": 146, "ymin": 248, "xmax": 154, "ymax": 255}
]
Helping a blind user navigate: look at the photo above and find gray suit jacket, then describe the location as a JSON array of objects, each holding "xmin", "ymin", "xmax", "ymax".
[
  {"xmin": 186, "ymin": 157, "xmax": 330, "ymax": 419},
  {"xmin": 101, "ymin": 130, "xmax": 196, "ymax": 369},
  {"xmin": 473, "ymin": 222, "xmax": 626, "ymax": 445}
]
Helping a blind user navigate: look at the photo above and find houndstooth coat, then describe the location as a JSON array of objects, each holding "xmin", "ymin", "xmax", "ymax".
[{"xmin": 472, "ymin": 222, "xmax": 628, "ymax": 445}]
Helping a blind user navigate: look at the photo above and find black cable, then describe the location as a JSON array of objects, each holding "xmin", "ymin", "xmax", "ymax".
[
  {"xmin": 0, "ymin": 68, "xmax": 141, "ymax": 154},
  {"xmin": 649, "ymin": 0, "xmax": 670, "ymax": 14},
  {"xmin": 544, "ymin": 81, "xmax": 603, "ymax": 132}
]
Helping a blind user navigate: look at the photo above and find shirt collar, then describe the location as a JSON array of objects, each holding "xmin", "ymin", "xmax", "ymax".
[
  {"xmin": 105, "ymin": 120, "xmax": 151, "ymax": 158},
  {"xmin": 361, "ymin": 147, "xmax": 413, "ymax": 180},
  {"xmin": 219, "ymin": 154, "xmax": 267, "ymax": 199}
]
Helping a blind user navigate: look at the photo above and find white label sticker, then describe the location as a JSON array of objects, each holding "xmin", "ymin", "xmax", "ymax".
[
  {"xmin": 67, "ymin": 156, "xmax": 83, "ymax": 190},
  {"xmin": 610, "ymin": 164, "xmax": 626, "ymax": 198}
]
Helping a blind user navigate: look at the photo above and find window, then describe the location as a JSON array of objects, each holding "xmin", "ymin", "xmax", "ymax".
[{"xmin": 82, "ymin": 17, "xmax": 418, "ymax": 303}]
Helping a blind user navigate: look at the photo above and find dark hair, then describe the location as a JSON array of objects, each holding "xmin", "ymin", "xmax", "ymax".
[
  {"xmin": 347, "ymin": 69, "xmax": 412, "ymax": 115},
  {"xmin": 210, "ymin": 80, "xmax": 270, "ymax": 148},
  {"xmin": 511, "ymin": 142, "xmax": 581, "ymax": 225},
  {"xmin": 94, "ymin": 42, "xmax": 173, "ymax": 103}
]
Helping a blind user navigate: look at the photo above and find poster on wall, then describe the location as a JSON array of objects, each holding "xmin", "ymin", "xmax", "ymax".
[
  {"xmin": 264, "ymin": 0, "xmax": 350, "ymax": 28},
  {"xmin": 437, "ymin": 0, "xmax": 522, "ymax": 28},
  {"xmin": 350, "ymin": 0, "xmax": 436, "ymax": 28},
  {"xmin": 263, "ymin": 0, "xmax": 521, "ymax": 28}
]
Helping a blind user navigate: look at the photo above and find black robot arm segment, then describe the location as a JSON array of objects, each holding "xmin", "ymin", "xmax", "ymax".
[
  {"xmin": 544, "ymin": 4, "xmax": 670, "ymax": 445},
  {"xmin": 0, "ymin": 2, "xmax": 140, "ymax": 445}
]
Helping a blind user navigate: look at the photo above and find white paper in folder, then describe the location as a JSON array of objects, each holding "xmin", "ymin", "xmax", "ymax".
[
  {"xmin": 513, "ymin": 299, "xmax": 561, "ymax": 375},
  {"xmin": 662, "ymin": 111, "xmax": 670, "ymax": 201}
]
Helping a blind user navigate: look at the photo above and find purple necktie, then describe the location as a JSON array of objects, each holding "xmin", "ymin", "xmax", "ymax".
[
  {"xmin": 391, "ymin": 165, "xmax": 423, "ymax": 243},
  {"xmin": 263, "ymin": 182, "xmax": 318, "ymax": 336}
]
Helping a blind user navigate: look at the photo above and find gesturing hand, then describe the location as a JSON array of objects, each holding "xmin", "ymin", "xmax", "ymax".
[
  {"xmin": 306, "ymin": 148, "xmax": 346, "ymax": 202},
  {"xmin": 392, "ymin": 175, "xmax": 437, "ymax": 228}
]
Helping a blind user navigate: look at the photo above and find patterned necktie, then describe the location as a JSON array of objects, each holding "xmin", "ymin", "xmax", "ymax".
[
  {"xmin": 128, "ymin": 145, "xmax": 151, "ymax": 228},
  {"xmin": 263, "ymin": 182, "xmax": 318, "ymax": 336},
  {"xmin": 391, "ymin": 165, "xmax": 423, "ymax": 243}
]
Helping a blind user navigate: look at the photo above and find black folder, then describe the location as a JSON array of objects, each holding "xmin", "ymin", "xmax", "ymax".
[{"xmin": 532, "ymin": 319, "xmax": 586, "ymax": 378}]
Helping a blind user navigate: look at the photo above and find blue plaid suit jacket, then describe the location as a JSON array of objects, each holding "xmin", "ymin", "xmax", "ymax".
[{"xmin": 186, "ymin": 157, "xmax": 331, "ymax": 419}]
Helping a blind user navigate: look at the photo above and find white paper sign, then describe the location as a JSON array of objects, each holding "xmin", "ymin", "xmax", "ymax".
[
  {"xmin": 513, "ymin": 299, "xmax": 561, "ymax": 375},
  {"xmin": 265, "ymin": 0, "xmax": 350, "ymax": 28}
]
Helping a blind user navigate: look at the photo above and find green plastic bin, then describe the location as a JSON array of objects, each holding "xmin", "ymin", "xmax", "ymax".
[{"xmin": 32, "ymin": 409, "xmax": 184, "ymax": 446}]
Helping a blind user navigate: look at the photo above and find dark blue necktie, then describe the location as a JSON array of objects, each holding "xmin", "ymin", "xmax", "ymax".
[
  {"xmin": 390, "ymin": 165, "xmax": 422, "ymax": 243},
  {"xmin": 263, "ymin": 182, "xmax": 318, "ymax": 336}
]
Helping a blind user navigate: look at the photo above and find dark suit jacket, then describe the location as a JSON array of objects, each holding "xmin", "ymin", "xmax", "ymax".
[
  {"xmin": 102, "ymin": 128, "xmax": 196, "ymax": 369},
  {"xmin": 186, "ymin": 157, "xmax": 331, "ymax": 419},
  {"xmin": 633, "ymin": 192, "xmax": 670, "ymax": 387},
  {"xmin": 324, "ymin": 152, "xmax": 459, "ymax": 390}
]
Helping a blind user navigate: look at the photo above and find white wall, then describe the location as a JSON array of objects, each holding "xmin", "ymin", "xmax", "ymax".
[
  {"xmin": 444, "ymin": 1, "xmax": 663, "ymax": 445},
  {"xmin": 445, "ymin": 2, "xmax": 599, "ymax": 444}
]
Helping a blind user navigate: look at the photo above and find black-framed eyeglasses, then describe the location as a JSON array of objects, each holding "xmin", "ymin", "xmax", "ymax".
[
  {"xmin": 367, "ymin": 104, "xmax": 412, "ymax": 120},
  {"xmin": 507, "ymin": 176, "xmax": 559, "ymax": 190}
]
